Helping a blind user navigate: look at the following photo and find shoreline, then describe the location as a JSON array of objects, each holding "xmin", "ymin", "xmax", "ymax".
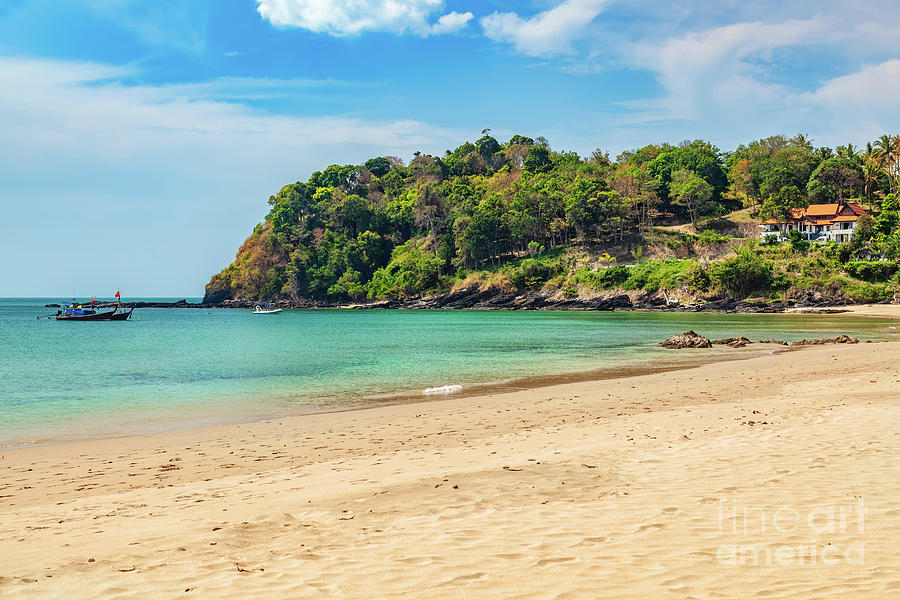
[
  {"xmin": 70, "ymin": 293, "xmax": 897, "ymax": 314},
  {"xmin": 0, "ymin": 342, "xmax": 793, "ymax": 451},
  {"xmin": 2, "ymin": 335, "xmax": 897, "ymax": 598},
  {"xmin": 3, "ymin": 303, "xmax": 896, "ymax": 451}
]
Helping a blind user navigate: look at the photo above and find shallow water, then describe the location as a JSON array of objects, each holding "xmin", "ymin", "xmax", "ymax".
[{"xmin": 0, "ymin": 298, "xmax": 893, "ymax": 446}]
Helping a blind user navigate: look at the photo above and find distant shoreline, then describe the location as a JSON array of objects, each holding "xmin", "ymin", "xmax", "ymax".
[{"xmin": 76, "ymin": 295, "xmax": 894, "ymax": 314}]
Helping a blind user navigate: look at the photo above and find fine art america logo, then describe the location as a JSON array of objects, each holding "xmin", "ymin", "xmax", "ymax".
[{"xmin": 716, "ymin": 497, "xmax": 866, "ymax": 566}]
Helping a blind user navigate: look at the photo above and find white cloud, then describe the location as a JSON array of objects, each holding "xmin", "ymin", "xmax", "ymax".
[
  {"xmin": 0, "ymin": 56, "xmax": 461, "ymax": 295},
  {"xmin": 255, "ymin": 0, "xmax": 469, "ymax": 36},
  {"xmin": 0, "ymin": 56, "xmax": 454, "ymax": 169},
  {"xmin": 612, "ymin": 14, "xmax": 900, "ymax": 149},
  {"xmin": 628, "ymin": 18, "xmax": 829, "ymax": 123},
  {"xmin": 429, "ymin": 10, "xmax": 473, "ymax": 35},
  {"xmin": 804, "ymin": 59, "xmax": 900, "ymax": 108},
  {"xmin": 157, "ymin": 76, "xmax": 373, "ymax": 101},
  {"xmin": 480, "ymin": 0, "xmax": 608, "ymax": 57}
]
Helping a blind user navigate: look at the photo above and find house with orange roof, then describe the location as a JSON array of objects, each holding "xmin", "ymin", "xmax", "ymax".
[{"xmin": 760, "ymin": 203, "xmax": 868, "ymax": 243}]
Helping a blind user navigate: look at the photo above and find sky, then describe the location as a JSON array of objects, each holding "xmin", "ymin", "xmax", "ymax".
[{"xmin": 1, "ymin": 0, "xmax": 899, "ymax": 297}]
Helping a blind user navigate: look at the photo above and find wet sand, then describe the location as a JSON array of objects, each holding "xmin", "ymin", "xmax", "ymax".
[{"xmin": 1, "ymin": 306, "xmax": 898, "ymax": 599}]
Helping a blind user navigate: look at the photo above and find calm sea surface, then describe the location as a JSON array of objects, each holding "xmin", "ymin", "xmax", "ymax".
[{"xmin": 0, "ymin": 298, "xmax": 895, "ymax": 447}]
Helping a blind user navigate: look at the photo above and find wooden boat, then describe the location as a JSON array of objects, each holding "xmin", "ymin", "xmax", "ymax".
[
  {"xmin": 253, "ymin": 304, "xmax": 282, "ymax": 314},
  {"xmin": 55, "ymin": 303, "xmax": 134, "ymax": 321}
]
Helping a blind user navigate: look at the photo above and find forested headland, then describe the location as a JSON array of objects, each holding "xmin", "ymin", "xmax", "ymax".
[{"xmin": 204, "ymin": 132, "xmax": 900, "ymax": 307}]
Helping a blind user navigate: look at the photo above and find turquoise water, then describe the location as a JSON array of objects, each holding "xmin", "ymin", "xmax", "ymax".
[{"xmin": 0, "ymin": 298, "xmax": 895, "ymax": 447}]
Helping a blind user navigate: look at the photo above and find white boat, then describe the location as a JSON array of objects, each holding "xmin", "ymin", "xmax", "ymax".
[{"xmin": 253, "ymin": 305, "xmax": 283, "ymax": 314}]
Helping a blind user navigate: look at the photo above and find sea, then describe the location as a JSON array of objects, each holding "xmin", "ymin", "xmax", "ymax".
[{"xmin": 1, "ymin": 298, "xmax": 895, "ymax": 447}]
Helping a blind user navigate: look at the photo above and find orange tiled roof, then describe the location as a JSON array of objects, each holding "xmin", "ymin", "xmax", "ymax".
[
  {"xmin": 833, "ymin": 215, "xmax": 859, "ymax": 222},
  {"xmin": 763, "ymin": 203, "xmax": 865, "ymax": 225},
  {"xmin": 806, "ymin": 203, "xmax": 839, "ymax": 216}
]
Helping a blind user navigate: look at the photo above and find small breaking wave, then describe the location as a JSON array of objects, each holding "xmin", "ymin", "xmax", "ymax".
[{"xmin": 423, "ymin": 384, "xmax": 463, "ymax": 395}]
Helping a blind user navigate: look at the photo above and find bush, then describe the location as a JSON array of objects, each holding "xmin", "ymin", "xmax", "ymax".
[
  {"xmin": 839, "ymin": 278, "xmax": 896, "ymax": 303},
  {"xmin": 696, "ymin": 229, "xmax": 729, "ymax": 245},
  {"xmin": 596, "ymin": 265, "xmax": 630, "ymax": 287},
  {"xmin": 506, "ymin": 257, "xmax": 563, "ymax": 290},
  {"xmin": 573, "ymin": 260, "xmax": 709, "ymax": 294},
  {"xmin": 708, "ymin": 245, "xmax": 773, "ymax": 298},
  {"xmin": 844, "ymin": 261, "xmax": 899, "ymax": 282},
  {"xmin": 788, "ymin": 229, "xmax": 809, "ymax": 253},
  {"xmin": 366, "ymin": 240, "xmax": 444, "ymax": 298}
]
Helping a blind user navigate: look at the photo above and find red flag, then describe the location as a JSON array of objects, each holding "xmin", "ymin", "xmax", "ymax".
[
  {"xmin": 91, "ymin": 296, "xmax": 95, "ymax": 306},
  {"xmin": 115, "ymin": 290, "xmax": 121, "ymax": 299}
]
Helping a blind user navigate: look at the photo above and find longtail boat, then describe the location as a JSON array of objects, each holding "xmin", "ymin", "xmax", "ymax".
[
  {"xmin": 54, "ymin": 291, "xmax": 134, "ymax": 321},
  {"xmin": 55, "ymin": 305, "xmax": 134, "ymax": 321}
]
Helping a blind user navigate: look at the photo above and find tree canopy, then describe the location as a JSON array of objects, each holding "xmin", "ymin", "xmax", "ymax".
[{"xmin": 205, "ymin": 131, "xmax": 900, "ymax": 303}]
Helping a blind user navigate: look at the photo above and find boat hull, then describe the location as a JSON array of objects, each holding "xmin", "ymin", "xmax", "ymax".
[{"xmin": 56, "ymin": 308, "xmax": 134, "ymax": 321}]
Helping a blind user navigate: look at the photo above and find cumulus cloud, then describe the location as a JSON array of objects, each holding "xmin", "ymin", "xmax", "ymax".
[
  {"xmin": 628, "ymin": 18, "xmax": 829, "ymax": 122},
  {"xmin": 429, "ymin": 10, "xmax": 473, "ymax": 35},
  {"xmin": 804, "ymin": 59, "xmax": 900, "ymax": 108},
  {"xmin": 614, "ymin": 14, "xmax": 900, "ymax": 148},
  {"xmin": 480, "ymin": 0, "xmax": 608, "ymax": 56},
  {"xmin": 255, "ymin": 0, "xmax": 470, "ymax": 36}
]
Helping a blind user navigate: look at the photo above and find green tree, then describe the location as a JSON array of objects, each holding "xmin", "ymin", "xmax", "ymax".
[
  {"xmin": 523, "ymin": 146, "xmax": 552, "ymax": 173},
  {"xmin": 364, "ymin": 157, "xmax": 392, "ymax": 177},
  {"xmin": 807, "ymin": 157, "xmax": 863, "ymax": 203},
  {"xmin": 669, "ymin": 170, "xmax": 714, "ymax": 228}
]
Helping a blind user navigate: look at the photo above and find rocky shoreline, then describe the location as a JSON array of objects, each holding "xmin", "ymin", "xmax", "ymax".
[
  {"xmin": 196, "ymin": 287, "xmax": 866, "ymax": 313},
  {"xmin": 659, "ymin": 330, "xmax": 862, "ymax": 349},
  {"xmin": 54, "ymin": 288, "xmax": 881, "ymax": 313}
]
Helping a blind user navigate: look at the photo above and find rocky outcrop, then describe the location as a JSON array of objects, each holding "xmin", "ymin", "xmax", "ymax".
[
  {"xmin": 712, "ymin": 336, "xmax": 753, "ymax": 348},
  {"xmin": 660, "ymin": 331, "xmax": 712, "ymax": 349},
  {"xmin": 202, "ymin": 287, "xmax": 233, "ymax": 305},
  {"xmin": 194, "ymin": 282, "xmax": 861, "ymax": 313},
  {"xmin": 789, "ymin": 335, "xmax": 859, "ymax": 346}
]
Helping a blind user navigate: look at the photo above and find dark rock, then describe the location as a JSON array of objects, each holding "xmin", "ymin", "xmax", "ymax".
[
  {"xmin": 790, "ymin": 334, "xmax": 859, "ymax": 346},
  {"xmin": 660, "ymin": 331, "xmax": 712, "ymax": 349},
  {"xmin": 202, "ymin": 288, "xmax": 233, "ymax": 304},
  {"xmin": 712, "ymin": 336, "xmax": 753, "ymax": 348}
]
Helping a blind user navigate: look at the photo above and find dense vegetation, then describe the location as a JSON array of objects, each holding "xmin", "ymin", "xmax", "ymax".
[{"xmin": 205, "ymin": 132, "xmax": 900, "ymax": 304}]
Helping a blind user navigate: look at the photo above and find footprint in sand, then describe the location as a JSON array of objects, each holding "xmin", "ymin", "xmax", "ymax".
[
  {"xmin": 447, "ymin": 572, "xmax": 487, "ymax": 584},
  {"xmin": 536, "ymin": 557, "xmax": 576, "ymax": 567},
  {"xmin": 634, "ymin": 523, "xmax": 665, "ymax": 534}
]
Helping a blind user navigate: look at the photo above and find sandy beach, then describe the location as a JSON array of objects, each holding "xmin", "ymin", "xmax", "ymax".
[{"xmin": 2, "ymin": 309, "xmax": 898, "ymax": 599}]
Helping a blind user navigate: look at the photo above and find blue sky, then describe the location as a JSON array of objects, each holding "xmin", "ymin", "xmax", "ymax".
[{"xmin": 1, "ymin": 0, "xmax": 899, "ymax": 296}]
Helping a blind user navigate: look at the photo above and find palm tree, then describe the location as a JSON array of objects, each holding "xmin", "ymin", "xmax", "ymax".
[
  {"xmin": 861, "ymin": 160, "xmax": 881, "ymax": 210},
  {"xmin": 892, "ymin": 135, "xmax": 900, "ymax": 192},
  {"xmin": 790, "ymin": 133, "xmax": 814, "ymax": 152},
  {"xmin": 815, "ymin": 146, "xmax": 834, "ymax": 161},
  {"xmin": 874, "ymin": 134, "xmax": 899, "ymax": 193}
]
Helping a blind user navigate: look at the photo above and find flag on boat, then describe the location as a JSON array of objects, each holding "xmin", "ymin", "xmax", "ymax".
[{"xmin": 115, "ymin": 290, "xmax": 120, "ymax": 299}]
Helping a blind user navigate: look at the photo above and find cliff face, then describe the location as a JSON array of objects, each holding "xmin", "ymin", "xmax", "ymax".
[{"xmin": 203, "ymin": 222, "xmax": 287, "ymax": 303}]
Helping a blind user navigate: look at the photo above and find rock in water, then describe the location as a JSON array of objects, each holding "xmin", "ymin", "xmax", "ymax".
[
  {"xmin": 712, "ymin": 336, "xmax": 753, "ymax": 348},
  {"xmin": 660, "ymin": 331, "xmax": 712, "ymax": 349},
  {"xmin": 790, "ymin": 335, "xmax": 859, "ymax": 346}
]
